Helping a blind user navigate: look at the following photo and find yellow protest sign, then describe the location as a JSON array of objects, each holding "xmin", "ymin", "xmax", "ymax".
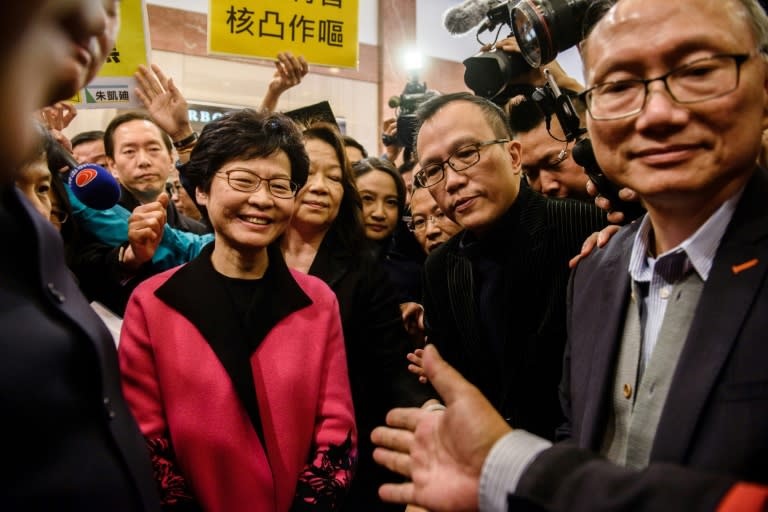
[
  {"xmin": 72, "ymin": 0, "xmax": 151, "ymax": 109},
  {"xmin": 208, "ymin": 0, "xmax": 359, "ymax": 69}
]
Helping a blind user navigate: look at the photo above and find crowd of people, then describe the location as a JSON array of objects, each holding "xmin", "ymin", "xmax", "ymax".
[{"xmin": 3, "ymin": 0, "xmax": 768, "ymax": 510}]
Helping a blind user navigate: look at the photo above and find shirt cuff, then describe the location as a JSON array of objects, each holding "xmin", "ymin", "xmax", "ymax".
[{"xmin": 478, "ymin": 430, "xmax": 552, "ymax": 512}]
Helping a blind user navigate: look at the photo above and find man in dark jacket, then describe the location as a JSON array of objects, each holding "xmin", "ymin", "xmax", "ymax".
[
  {"xmin": 416, "ymin": 92, "xmax": 607, "ymax": 440},
  {"xmin": 0, "ymin": 0, "xmax": 159, "ymax": 509},
  {"xmin": 104, "ymin": 111, "xmax": 207, "ymax": 235}
]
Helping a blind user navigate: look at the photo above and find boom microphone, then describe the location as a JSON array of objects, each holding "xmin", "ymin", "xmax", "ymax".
[
  {"xmin": 443, "ymin": 0, "xmax": 505, "ymax": 36},
  {"xmin": 68, "ymin": 163, "xmax": 121, "ymax": 210}
]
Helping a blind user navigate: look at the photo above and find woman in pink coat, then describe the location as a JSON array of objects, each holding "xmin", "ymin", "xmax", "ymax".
[{"xmin": 119, "ymin": 109, "xmax": 356, "ymax": 511}]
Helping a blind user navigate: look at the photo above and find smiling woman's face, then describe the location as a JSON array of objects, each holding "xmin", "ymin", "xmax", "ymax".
[
  {"xmin": 196, "ymin": 152, "xmax": 295, "ymax": 255},
  {"xmin": 292, "ymin": 137, "xmax": 344, "ymax": 234}
]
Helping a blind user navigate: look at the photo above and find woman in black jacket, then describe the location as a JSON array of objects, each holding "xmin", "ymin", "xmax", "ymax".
[{"xmin": 280, "ymin": 123, "xmax": 434, "ymax": 511}]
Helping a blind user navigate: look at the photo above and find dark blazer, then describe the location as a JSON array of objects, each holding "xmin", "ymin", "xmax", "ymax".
[
  {"xmin": 309, "ymin": 232, "xmax": 434, "ymax": 512},
  {"xmin": 0, "ymin": 186, "xmax": 159, "ymax": 510},
  {"xmin": 514, "ymin": 167, "xmax": 768, "ymax": 511},
  {"xmin": 423, "ymin": 185, "xmax": 607, "ymax": 440}
]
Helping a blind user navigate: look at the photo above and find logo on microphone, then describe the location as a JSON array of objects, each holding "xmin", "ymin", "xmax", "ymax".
[{"xmin": 74, "ymin": 168, "xmax": 98, "ymax": 188}]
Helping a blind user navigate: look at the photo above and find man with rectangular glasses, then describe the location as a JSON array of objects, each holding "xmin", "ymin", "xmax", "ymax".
[{"xmin": 412, "ymin": 92, "xmax": 606, "ymax": 441}]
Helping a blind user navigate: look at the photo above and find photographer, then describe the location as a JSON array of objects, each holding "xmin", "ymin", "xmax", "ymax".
[
  {"xmin": 495, "ymin": 37, "xmax": 592, "ymax": 201},
  {"xmin": 469, "ymin": 34, "xmax": 644, "ymax": 221}
]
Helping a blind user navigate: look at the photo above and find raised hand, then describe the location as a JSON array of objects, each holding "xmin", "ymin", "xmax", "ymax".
[
  {"xmin": 382, "ymin": 117, "xmax": 402, "ymax": 162},
  {"xmin": 134, "ymin": 64, "xmax": 193, "ymax": 141},
  {"xmin": 39, "ymin": 101, "xmax": 78, "ymax": 131},
  {"xmin": 491, "ymin": 37, "xmax": 584, "ymax": 92},
  {"xmin": 37, "ymin": 101, "xmax": 78, "ymax": 152},
  {"xmin": 260, "ymin": 52, "xmax": 309, "ymax": 112},
  {"xmin": 122, "ymin": 192, "xmax": 169, "ymax": 271}
]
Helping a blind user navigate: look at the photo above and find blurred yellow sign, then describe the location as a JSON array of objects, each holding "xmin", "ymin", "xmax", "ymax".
[
  {"xmin": 72, "ymin": 0, "xmax": 150, "ymax": 109},
  {"xmin": 209, "ymin": 0, "xmax": 359, "ymax": 68}
]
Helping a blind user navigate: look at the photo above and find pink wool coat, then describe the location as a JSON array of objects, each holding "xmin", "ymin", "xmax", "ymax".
[{"xmin": 119, "ymin": 245, "xmax": 356, "ymax": 511}]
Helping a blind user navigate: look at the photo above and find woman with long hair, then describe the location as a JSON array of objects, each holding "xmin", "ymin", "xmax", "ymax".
[{"xmin": 280, "ymin": 123, "xmax": 433, "ymax": 511}]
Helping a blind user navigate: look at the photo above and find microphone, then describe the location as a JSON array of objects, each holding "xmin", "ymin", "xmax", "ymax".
[
  {"xmin": 68, "ymin": 163, "xmax": 121, "ymax": 210},
  {"xmin": 443, "ymin": 0, "xmax": 508, "ymax": 36}
]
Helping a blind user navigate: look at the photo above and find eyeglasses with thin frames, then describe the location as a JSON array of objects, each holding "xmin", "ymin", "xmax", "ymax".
[
  {"xmin": 580, "ymin": 51, "xmax": 760, "ymax": 121},
  {"xmin": 216, "ymin": 169, "xmax": 298, "ymax": 199},
  {"xmin": 406, "ymin": 210, "xmax": 449, "ymax": 232},
  {"xmin": 415, "ymin": 139, "xmax": 509, "ymax": 188}
]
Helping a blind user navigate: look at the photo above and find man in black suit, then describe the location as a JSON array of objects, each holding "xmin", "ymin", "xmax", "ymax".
[
  {"xmin": 371, "ymin": 0, "xmax": 768, "ymax": 510},
  {"xmin": 415, "ymin": 92, "xmax": 606, "ymax": 440},
  {"xmin": 0, "ymin": 1, "xmax": 159, "ymax": 509}
]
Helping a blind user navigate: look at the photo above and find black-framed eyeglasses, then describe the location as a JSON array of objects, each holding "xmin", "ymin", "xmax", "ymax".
[
  {"xmin": 415, "ymin": 139, "xmax": 509, "ymax": 188},
  {"xmin": 580, "ymin": 52, "xmax": 758, "ymax": 121},
  {"xmin": 216, "ymin": 169, "xmax": 298, "ymax": 199}
]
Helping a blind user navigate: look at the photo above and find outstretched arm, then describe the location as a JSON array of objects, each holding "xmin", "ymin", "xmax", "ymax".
[
  {"xmin": 134, "ymin": 64, "xmax": 196, "ymax": 162},
  {"xmin": 371, "ymin": 344, "xmax": 512, "ymax": 511},
  {"xmin": 260, "ymin": 52, "xmax": 309, "ymax": 113}
]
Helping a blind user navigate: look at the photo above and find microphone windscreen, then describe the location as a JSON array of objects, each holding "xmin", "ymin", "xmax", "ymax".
[
  {"xmin": 68, "ymin": 163, "xmax": 121, "ymax": 210},
  {"xmin": 443, "ymin": 0, "xmax": 501, "ymax": 35}
]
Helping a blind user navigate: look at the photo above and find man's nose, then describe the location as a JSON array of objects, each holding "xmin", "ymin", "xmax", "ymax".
[
  {"xmin": 426, "ymin": 218, "xmax": 442, "ymax": 238},
  {"xmin": 540, "ymin": 171, "xmax": 560, "ymax": 197},
  {"xmin": 636, "ymin": 81, "xmax": 690, "ymax": 130},
  {"xmin": 137, "ymin": 148, "xmax": 153, "ymax": 165},
  {"xmin": 443, "ymin": 165, "xmax": 468, "ymax": 193}
]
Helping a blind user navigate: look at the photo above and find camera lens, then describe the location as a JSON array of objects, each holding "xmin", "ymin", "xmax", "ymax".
[
  {"xmin": 512, "ymin": 0, "xmax": 591, "ymax": 67},
  {"xmin": 463, "ymin": 50, "xmax": 531, "ymax": 100},
  {"xmin": 512, "ymin": 2, "xmax": 545, "ymax": 67}
]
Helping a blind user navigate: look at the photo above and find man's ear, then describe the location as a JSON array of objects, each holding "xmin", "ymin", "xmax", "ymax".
[
  {"xmin": 106, "ymin": 157, "xmax": 119, "ymax": 179},
  {"xmin": 195, "ymin": 186, "xmax": 208, "ymax": 207},
  {"xmin": 507, "ymin": 139, "xmax": 523, "ymax": 175}
]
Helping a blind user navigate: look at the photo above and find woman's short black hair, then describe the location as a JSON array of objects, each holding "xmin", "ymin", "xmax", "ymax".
[
  {"xmin": 352, "ymin": 157, "xmax": 407, "ymax": 217},
  {"xmin": 185, "ymin": 109, "xmax": 309, "ymax": 194}
]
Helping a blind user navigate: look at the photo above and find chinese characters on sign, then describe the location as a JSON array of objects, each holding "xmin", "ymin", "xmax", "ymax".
[
  {"xmin": 209, "ymin": 0, "xmax": 358, "ymax": 68},
  {"xmin": 90, "ymin": 87, "xmax": 131, "ymax": 103}
]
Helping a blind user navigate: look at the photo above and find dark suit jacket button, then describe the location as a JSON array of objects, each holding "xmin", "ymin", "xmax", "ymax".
[
  {"xmin": 47, "ymin": 282, "xmax": 65, "ymax": 303},
  {"xmin": 103, "ymin": 397, "xmax": 116, "ymax": 419}
]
